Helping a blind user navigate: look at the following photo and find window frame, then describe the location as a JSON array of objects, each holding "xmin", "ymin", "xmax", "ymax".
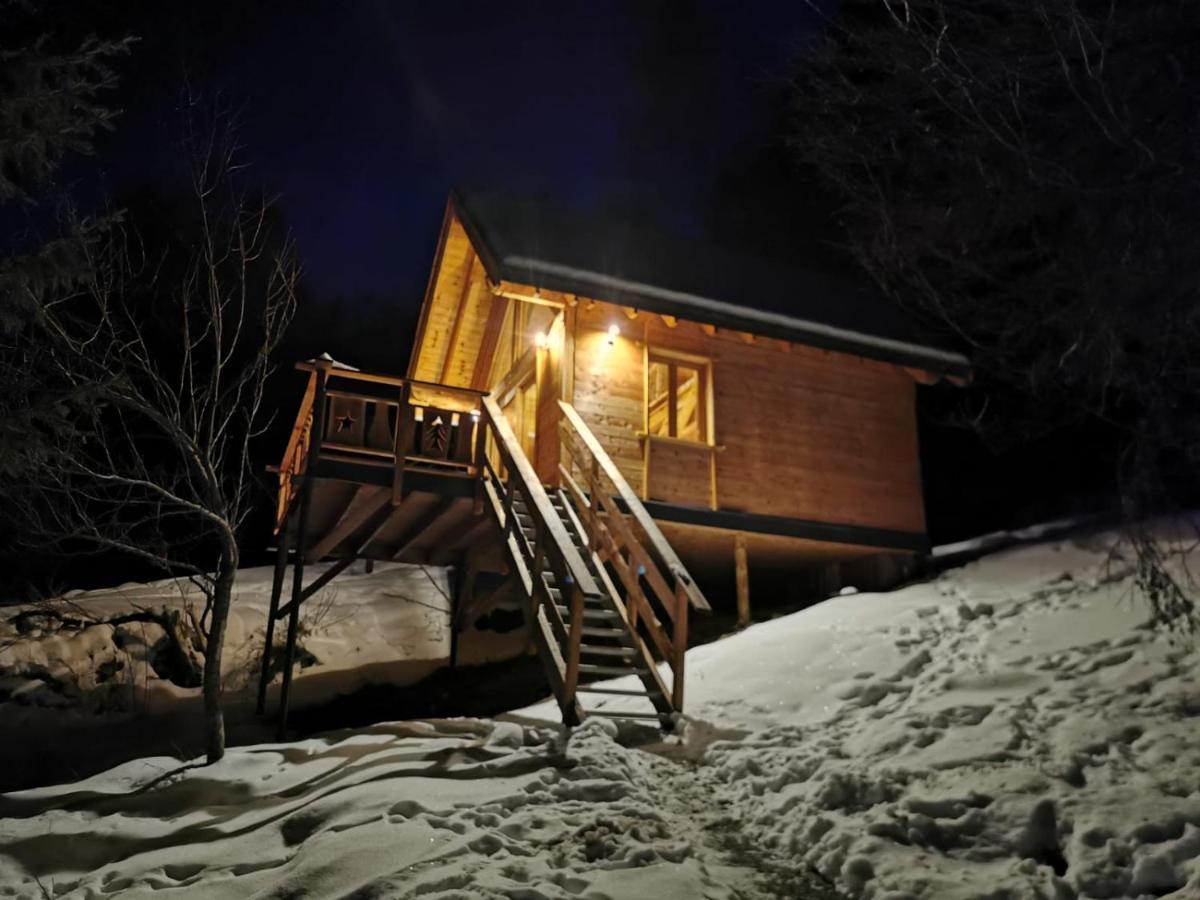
[{"xmin": 642, "ymin": 346, "xmax": 715, "ymax": 446}]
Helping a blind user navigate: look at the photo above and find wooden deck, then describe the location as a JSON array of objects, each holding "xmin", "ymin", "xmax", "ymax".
[{"xmin": 257, "ymin": 358, "xmax": 710, "ymax": 738}]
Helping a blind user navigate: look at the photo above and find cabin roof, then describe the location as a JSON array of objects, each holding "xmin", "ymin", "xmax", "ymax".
[{"xmin": 452, "ymin": 189, "xmax": 969, "ymax": 378}]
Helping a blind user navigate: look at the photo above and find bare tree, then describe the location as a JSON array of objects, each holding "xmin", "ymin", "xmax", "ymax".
[
  {"xmin": 11, "ymin": 112, "xmax": 297, "ymax": 761},
  {"xmin": 789, "ymin": 0, "xmax": 1200, "ymax": 629}
]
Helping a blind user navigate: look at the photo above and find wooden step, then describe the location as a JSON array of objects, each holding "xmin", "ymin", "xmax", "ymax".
[
  {"xmin": 519, "ymin": 525, "xmax": 584, "ymax": 552},
  {"xmin": 547, "ymin": 589, "xmax": 610, "ymax": 608},
  {"xmin": 588, "ymin": 710, "xmax": 665, "ymax": 721},
  {"xmin": 556, "ymin": 605, "xmax": 619, "ymax": 622},
  {"xmin": 580, "ymin": 644, "xmax": 636, "ymax": 658},
  {"xmin": 578, "ymin": 662, "xmax": 645, "ymax": 676},
  {"xmin": 577, "ymin": 686, "xmax": 652, "ymax": 697},
  {"xmin": 580, "ymin": 626, "xmax": 629, "ymax": 639}
]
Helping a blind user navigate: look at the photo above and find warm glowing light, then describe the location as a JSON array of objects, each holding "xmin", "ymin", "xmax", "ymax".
[
  {"xmin": 534, "ymin": 331, "xmax": 548, "ymax": 349},
  {"xmin": 606, "ymin": 323, "xmax": 620, "ymax": 345},
  {"xmin": 469, "ymin": 409, "xmax": 480, "ymax": 421}
]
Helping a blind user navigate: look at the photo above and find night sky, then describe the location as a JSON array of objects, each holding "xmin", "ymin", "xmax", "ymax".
[
  {"xmin": 62, "ymin": 1, "xmax": 1109, "ymax": 545},
  {"xmin": 87, "ymin": 2, "xmax": 823, "ymax": 305}
]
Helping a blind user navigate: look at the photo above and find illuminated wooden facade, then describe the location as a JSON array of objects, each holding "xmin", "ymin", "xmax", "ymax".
[
  {"xmin": 257, "ymin": 191, "xmax": 967, "ymax": 736},
  {"xmin": 408, "ymin": 192, "xmax": 968, "ymax": 586}
]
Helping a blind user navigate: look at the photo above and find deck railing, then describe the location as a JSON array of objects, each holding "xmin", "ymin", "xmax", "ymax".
[
  {"xmin": 275, "ymin": 361, "xmax": 486, "ymax": 529},
  {"xmin": 271, "ymin": 360, "xmax": 707, "ymax": 724}
]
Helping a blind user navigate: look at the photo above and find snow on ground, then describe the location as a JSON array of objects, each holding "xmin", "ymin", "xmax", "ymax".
[
  {"xmin": 2, "ymin": 523, "xmax": 1199, "ymax": 899},
  {"xmin": 702, "ymin": 529, "xmax": 1200, "ymax": 899},
  {"xmin": 0, "ymin": 561, "xmax": 525, "ymax": 727},
  {"xmin": 0, "ymin": 560, "xmax": 528, "ymax": 793},
  {"xmin": 0, "ymin": 718, "xmax": 766, "ymax": 900},
  {"xmin": 1, "ymin": 562, "xmax": 460, "ymax": 714}
]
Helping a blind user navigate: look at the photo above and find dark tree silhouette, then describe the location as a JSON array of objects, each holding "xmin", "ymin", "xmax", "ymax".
[
  {"xmin": 789, "ymin": 0, "xmax": 1200, "ymax": 628},
  {"xmin": 0, "ymin": 6, "xmax": 132, "ymax": 483}
]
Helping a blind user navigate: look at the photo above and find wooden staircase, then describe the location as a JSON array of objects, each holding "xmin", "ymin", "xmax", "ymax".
[
  {"xmin": 514, "ymin": 489, "xmax": 675, "ymax": 725},
  {"xmin": 476, "ymin": 394, "xmax": 709, "ymax": 730},
  {"xmin": 259, "ymin": 360, "xmax": 708, "ymax": 736}
]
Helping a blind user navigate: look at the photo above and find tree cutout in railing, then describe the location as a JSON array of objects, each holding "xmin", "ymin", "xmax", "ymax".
[{"xmin": 419, "ymin": 410, "xmax": 451, "ymax": 458}]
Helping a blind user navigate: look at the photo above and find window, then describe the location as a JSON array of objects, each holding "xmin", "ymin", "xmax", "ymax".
[{"xmin": 646, "ymin": 353, "xmax": 709, "ymax": 443}]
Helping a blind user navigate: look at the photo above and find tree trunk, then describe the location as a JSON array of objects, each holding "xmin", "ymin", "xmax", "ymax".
[{"xmin": 203, "ymin": 547, "xmax": 239, "ymax": 763}]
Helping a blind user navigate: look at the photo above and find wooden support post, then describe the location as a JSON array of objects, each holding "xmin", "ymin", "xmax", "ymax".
[
  {"xmin": 447, "ymin": 560, "xmax": 460, "ymax": 669},
  {"xmin": 255, "ymin": 529, "xmax": 291, "ymax": 716},
  {"xmin": 450, "ymin": 560, "xmax": 477, "ymax": 669},
  {"xmin": 473, "ymin": 409, "xmax": 488, "ymax": 514},
  {"xmin": 392, "ymin": 380, "xmax": 413, "ymax": 505},
  {"xmin": 708, "ymin": 446, "xmax": 718, "ymax": 511},
  {"xmin": 564, "ymin": 586, "xmax": 584, "ymax": 707},
  {"xmin": 672, "ymin": 579, "xmax": 688, "ymax": 712},
  {"xmin": 277, "ymin": 367, "xmax": 327, "ymax": 741},
  {"xmin": 734, "ymin": 532, "xmax": 750, "ymax": 629},
  {"xmin": 277, "ymin": 515, "xmax": 308, "ymax": 741}
]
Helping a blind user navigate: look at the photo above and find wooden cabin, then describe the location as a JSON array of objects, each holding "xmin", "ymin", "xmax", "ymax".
[
  {"xmin": 256, "ymin": 190, "xmax": 968, "ymax": 736},
  {"xmin": 409, "ymin": 191, "xmax": 967, "ymax": 592}
]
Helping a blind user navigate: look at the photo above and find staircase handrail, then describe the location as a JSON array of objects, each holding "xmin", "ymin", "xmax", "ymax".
[
  {"xmin": 558, "ymin": 401, "xmax": 711, "ymax": 613},
  {"xmin": 480, "ymin": 395, "xmax": 600, "ymax": 599}
]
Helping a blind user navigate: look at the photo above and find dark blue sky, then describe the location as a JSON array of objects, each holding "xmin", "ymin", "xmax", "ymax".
[{"xmin": 89, "ymin": 2, "xmax": 823, "ymax": 304}]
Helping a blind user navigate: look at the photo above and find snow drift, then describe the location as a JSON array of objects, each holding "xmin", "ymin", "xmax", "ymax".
[
  {"xmin": 2, "ymin": 523, "xmax": 1198, "ymax": 899},
  {"xmin": 0, "ymin": 560, "xmax": 530, "ymax": 791}
]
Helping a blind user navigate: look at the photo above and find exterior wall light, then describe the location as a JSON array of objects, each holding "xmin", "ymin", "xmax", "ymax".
[
  {"xmin": 534, "ymin": 331, "xmax": 548, "ymax": 349},
  {"xmin": 606, "ymin": 323, "xmax": 620, "ymax": 345}
]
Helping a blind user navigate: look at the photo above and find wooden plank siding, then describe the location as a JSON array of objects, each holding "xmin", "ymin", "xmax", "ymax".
[
  {"xmin": 568, "ymin": 301, "xmax": 926, "ymax": 536},
  {"xmin": 407, "ymin": 208, "xmax": 928, "ymax": 543},
  {"xmin": 410, "ymin": 212, "xmax": 497, "ymax": 389}
]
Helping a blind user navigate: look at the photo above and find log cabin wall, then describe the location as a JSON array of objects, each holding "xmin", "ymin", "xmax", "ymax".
[
  {"xmin": 407, "ymin": 209, "xmax": 928, "ymax": 538},
  {"xmin": 570, "ymin": 300, "xmax": 927, "ymax": 536}
]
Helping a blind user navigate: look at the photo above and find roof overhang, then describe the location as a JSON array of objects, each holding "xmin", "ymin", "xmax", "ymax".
[{"xmin": 451, "ymin": 191, "xmax": 970, "ymax": 380}]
